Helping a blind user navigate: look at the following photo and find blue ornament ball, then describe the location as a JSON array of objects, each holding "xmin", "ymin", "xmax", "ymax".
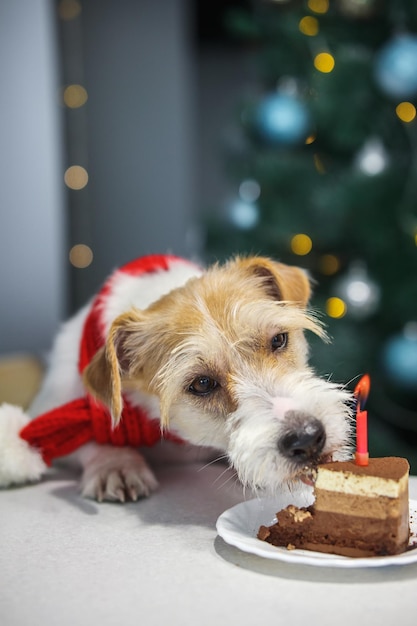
[
  {"xmin": 382, "ymin": 329, "xmax": 417, "ymax": 391},
  {"xmin": 255, "ymin": 93, "xmax": 311, "ymax": 145},
  {"xmin": 374, "ymin": 34, "xmax": 417, "ymax": 98}
]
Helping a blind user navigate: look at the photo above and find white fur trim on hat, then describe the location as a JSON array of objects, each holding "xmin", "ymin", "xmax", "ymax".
[{"xmin": 0, "ymin": 403, "xmax": 47, "ymax": 487}]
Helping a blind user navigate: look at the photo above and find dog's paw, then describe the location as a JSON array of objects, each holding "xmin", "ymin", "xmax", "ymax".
[{"xmin": 80, "ymin": 446, "xmax": 159, "ymax": 503}]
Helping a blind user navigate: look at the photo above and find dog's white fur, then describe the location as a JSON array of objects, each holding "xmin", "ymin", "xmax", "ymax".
[{"xmin": 28, "ymin": 255, "xmax": 352, "ymax": 502}]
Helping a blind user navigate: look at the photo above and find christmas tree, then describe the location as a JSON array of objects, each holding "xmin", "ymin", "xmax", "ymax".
[{"xmin": 204, "ymin": 0, "xmax": 417, "ymax": 468}]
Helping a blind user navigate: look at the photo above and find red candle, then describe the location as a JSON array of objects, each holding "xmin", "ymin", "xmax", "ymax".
[{"xmin": 354, "ymin": 374, "xmax": 370, "ymax": 466}]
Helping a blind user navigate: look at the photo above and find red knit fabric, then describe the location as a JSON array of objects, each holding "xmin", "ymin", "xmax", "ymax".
[
  {"xmin": 19, "ymin": 396, "xmax": 183, "ymax": 466},
  {"xmin": 79, "ymin": 254, "xmax": 181, "ymax": 373},
  {"xmin": 19, "ymin": 255, "xmax": 195, "ymax": 465}
]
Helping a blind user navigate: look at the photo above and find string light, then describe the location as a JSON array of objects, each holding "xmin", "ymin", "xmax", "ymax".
[
  {"xmin": 58, "ymin": 0, "xmax": 81, "ymax": 20},
  {"xmin": 291, "ymin": 233, "xmax": 313, "ymax": 255},
  {"xmin": 396, "ymin": 101, "xmax": 416, "ymax": 123},
  {"xmin": 308, "ymin": 0, "xmax": 329, "ymax": 14},
  {"xmin": 63, "ymin": 84, "xmax": 88, "ymax": 109},
  {"xmin": 326, "ymin": 297, "xmax": 346, "ymax": 319},
  {"xmin": 299, "ymin": 16, "xmax": 319, "ymax": 37},
  {"xmin": 305, "ymin": 134, "xmax": 316, "ymax": 144},
  {"xmin": 314, "ymin": 52, "xmax": 335, "ymax": 73},
  {"xmin": 69, "ymin": 244, "xmax": 93, "ymax": 268},
  {"xmin": 64, "ymin": 165, "xmax": 88, "ymax": 190}
]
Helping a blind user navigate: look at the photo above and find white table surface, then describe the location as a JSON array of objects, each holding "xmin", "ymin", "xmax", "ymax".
[{"xmin": 1, "ymin": 462, "xmax": 417, "ymax": 626}]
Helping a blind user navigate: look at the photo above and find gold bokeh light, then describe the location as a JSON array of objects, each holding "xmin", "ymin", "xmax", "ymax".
[
  {"xmin": 396, "ymin": 102, "xmax": 416, "ymax": 123},
  {"xmin": 326, "ymin": 297, "xmax": 346, "ymax": 319},
  {"xmin": 58, "ymin": 0, "xmax": 81, "ymax": 20},
  {"xmin": 64, "ymin": 165, "xmax": 88, "ymax": 190},
  {"xmin": 299, "ymin": 16, "xmax": 319, "ymax": 37},
  {"xmin": 319, "ymin": 254, "xmax": 340, "ymax": 275},
  {"xmin": 308, "ymin": 0, "xmax": 329, "ymax": 14},
  {"xmin": 63, "ymin": 84, "xmax": 88, "ymax": 108},
  {"xmin": 314, "ymin": 52, "xmax": 335, "ymax": 73},
  {"xmin": 69, "ymin": 244, "xmax": 93, "ymax": 269},
  {"xmin": 313, "ymin": 153, "xmax": 326, "ymax": 174},
  {"xmin": 291, "ymin": 233, "xmax": 313, "ymax": 256}
]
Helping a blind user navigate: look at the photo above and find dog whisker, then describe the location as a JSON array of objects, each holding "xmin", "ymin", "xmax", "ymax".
[
  {"xmin": 214, "ymin": 469, "xmax": 240, "ymax": 493},
  {"xmin": 197, "ymin": 454, "xmax": 229, "ymax": 473},
  {"xmin": 211, "ymin": 464, "xmax": 235, "ymax": 486}
]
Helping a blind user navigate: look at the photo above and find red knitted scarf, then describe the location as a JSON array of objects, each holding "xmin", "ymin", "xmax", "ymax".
[{"xmin": 20, "ymin": 255, "xmax": 189, "ymax": 465}]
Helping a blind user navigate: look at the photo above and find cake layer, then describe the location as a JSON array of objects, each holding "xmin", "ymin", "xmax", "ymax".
[
  {"xmin": 258, "ymin": 504, "xmax": 410, "ymax": 556},
  {"xmin": 315, "ymin": 489, "xmax": 409, "ymax": 519},
  {"xmin": 315, "ymin": 458, "xmax": 409, "ymax": 498},
  {"xmin": 257, "ymin": 457, "xmax": 411, "ymax": 557},
  {"xmin": 312, "ymin": 509, "xmax": 410, "ymax": 553},
  {"xmin": 288, "ymin": 542, "xmax": 378, "ymax": 558}
]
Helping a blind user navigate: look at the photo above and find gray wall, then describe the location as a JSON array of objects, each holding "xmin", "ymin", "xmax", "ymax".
[
  {"xmin": 69, "ymin": 0, "xmax": 200, "ymax": 307},
  {"xmin": 0, "ymin": 0, "xmax": 65, "ymax": 356},
  {"xmin": 0, "ymin": 0, "xmax": 199, "ymax": 353}
]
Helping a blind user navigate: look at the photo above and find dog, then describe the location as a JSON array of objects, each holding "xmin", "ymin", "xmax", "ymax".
[{"xmin": 25, "ymin": 254, "xmax": 352, "ymax": 502}]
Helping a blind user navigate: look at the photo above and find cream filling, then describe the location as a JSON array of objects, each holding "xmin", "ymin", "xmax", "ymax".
[{"xmin": 315, "ymin": 469, "xmax": 408, "ymax": 498}]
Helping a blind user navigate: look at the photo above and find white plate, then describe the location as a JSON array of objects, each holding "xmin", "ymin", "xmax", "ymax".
[{"xmin": 216, "ymin": 490, "xmax": 417, "ymax": 568}]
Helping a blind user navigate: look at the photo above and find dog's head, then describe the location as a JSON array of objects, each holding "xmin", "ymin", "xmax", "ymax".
[{"xmin": 83, "ymin": 256, "xmax": 352, "ymax": 493}]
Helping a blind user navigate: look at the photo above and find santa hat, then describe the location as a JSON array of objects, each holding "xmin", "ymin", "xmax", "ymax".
[{"xmin": 0, "ymin": 255, "xmax": 196, "ymax": 488}]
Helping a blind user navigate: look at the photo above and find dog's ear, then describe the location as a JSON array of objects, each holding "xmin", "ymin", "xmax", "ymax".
[
  {"xmin": 83, "ymin": 310, "xmax": 145, "ymax": 426},
  {"xmin": 240, "ymin": 256, "xmax": 311, "ymax": 306}
]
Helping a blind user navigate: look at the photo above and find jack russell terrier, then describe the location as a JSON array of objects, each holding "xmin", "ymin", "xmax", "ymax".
[{"xmin": 0, "ymin": 254, "xmax": 352, "ymax": 501}]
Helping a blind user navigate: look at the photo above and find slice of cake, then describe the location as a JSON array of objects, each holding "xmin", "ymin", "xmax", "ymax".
[{"xmin": 258, "ymin": 457, "xmax": 410, "ymax": 557}]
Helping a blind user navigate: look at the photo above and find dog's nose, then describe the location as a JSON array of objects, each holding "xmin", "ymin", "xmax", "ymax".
[{"xmin": 278, "ymin": 413, "xmax": 326, "ymax": 463}]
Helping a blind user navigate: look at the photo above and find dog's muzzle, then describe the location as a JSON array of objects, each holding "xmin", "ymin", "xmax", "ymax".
[{"xmin": 278, "ymin": 411, "xmax": 326, "ymax": 464}]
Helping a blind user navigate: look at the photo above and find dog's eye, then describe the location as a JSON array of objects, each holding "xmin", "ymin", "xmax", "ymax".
[
  {"xmin": 189, "ymin": 376, "xmax": 219, "ymax": 396},
  {"xmin": 271, "ymin": 332, "xmax": 288, "ymax": 352}
]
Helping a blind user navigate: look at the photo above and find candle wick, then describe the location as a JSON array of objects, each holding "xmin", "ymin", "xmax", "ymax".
[{"xmin": 357, "ymin": 394, "xmax": 367, "ymax": 412}]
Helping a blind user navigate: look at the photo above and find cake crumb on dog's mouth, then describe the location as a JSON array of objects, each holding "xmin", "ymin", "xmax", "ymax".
[
  {"xmin": 299, "ymin": 466, "xmax": 318, "ymax": 486},
  {"xmin": 298, "ymin": 454, "xmax": 333, "ymax": 486}
]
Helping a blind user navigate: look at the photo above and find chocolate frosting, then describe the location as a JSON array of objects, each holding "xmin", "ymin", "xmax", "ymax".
[{"xmin": 321, "ymin": 457, "xmax": 409, "ymax": 480}]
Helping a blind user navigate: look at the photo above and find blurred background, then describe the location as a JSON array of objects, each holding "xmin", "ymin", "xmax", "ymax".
[{"xmin": 0, "ymin": 0, "xmax": 416, "ymax": 469}]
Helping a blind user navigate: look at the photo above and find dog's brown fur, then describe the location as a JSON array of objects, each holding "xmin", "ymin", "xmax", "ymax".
[{"xmin": 83, "ymin": 257, "xmax": 319, "ymax": 432}]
